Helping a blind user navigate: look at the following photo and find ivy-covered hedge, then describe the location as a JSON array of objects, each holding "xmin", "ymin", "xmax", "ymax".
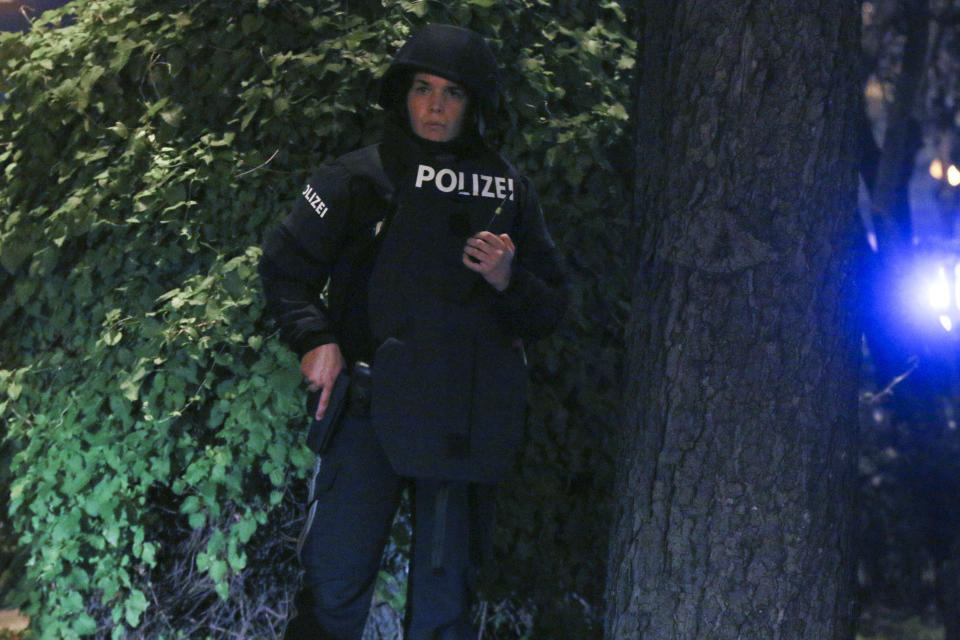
[{"xmin": 0, "ymin": 1, "xmax": 634, "ymax": 637}]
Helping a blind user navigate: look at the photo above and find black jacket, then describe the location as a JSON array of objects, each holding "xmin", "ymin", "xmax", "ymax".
[{"xmin": 259, "ymin": 130, "xmax": 567, "ymax": 480}]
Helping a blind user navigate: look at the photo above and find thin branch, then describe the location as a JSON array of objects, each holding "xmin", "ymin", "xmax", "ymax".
[
  {"xmin": 864, "ymin": 358, "xmax": 919, "ymax": 405},
  {"xmin": 235, "ymin": 148, "xmax": 280, "ymax": 177}
]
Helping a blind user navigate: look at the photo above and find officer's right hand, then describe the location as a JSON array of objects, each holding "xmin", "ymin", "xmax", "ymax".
[{"xmin": 301, "ymin": 343, "xmax": 345, "ymax": 420}]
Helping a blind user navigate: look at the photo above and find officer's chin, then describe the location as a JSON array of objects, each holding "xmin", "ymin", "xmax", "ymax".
[{"xmin": 417, "ymin": 128, "xmax": 449, "ymax": 142}]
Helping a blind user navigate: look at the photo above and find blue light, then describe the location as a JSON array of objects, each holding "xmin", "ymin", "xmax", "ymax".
[
  {"xmin": 904, "ymin": 248, "xmax": 960, "ymax": 337},
  {"xmin": 927, "ymin": 266, "xmax": 951, "ymax": 310}
]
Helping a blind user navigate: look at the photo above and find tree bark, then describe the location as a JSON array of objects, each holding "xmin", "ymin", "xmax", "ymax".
[{"xmin": 606, "ymin": 2, "xmax": 862, "ymax": 639}]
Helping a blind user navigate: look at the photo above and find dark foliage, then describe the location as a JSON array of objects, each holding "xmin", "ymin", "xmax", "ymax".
[{"xmin": 0, "ymin": 1, "xmax": 635, "ymax": 637}]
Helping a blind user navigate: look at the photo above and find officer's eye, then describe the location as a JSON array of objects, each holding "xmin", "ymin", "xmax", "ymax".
[{"xmin": 446, "ymin": 87, "xmax": 466, "ymax": 100}]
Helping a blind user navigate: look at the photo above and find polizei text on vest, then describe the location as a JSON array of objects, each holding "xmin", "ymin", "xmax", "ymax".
[{"xmin": 414, "ymin": 164, "xmax": 515, "ymax": 201}]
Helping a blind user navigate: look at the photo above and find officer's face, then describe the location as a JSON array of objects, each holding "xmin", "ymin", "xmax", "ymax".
[{"xmin": 406, "ymin": 73, "xmax": 469, "ymax": 142}]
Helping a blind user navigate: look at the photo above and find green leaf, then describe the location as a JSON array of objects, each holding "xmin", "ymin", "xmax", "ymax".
[
  {"xmin": 400, "ymin": 1, "xmax": 428, "ymax": 17},
  {"xmin": 74, "ymin": 612, "xmax": 97, "ymax": 635},
  {"xmin": 209, "ymin": 558, "xmax": 227, "ymax": 583},
  {"xmin": 233, "ymin": 517, "xmax": 257, "ymax": 545},
  {"xmin": 125, "ymin": 588, "xmax": 149, "ymax": 627},
  {"xmin": 606, "ymin": 102, "xmax": 629, "ymax": 120}
]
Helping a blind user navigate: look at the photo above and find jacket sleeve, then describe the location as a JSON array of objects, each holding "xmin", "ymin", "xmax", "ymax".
[
  {"xmin": 258, "ymin": 164, "xmax": 354, "ymax": 358},
  {"xmin": 491, "ymin": 176, "xmax": 568, "ymax": 340}
]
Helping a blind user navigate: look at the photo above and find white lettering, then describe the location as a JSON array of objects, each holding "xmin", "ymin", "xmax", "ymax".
[
  {"xmin": 436, "ymin": 168, "xmax": 457, "ymax": 193},
  {"xmin": 480, "ymin": 175, "xmax": 495, "ymax": 198},
  {"xmin": 495, "ymin": 176, "xmax": 507, "ymax": 200},
  {"xmin": 415, "ymin": 164, "xmax": 435, "ymax": 188},
  {"xmin": 410, "ymin": 164, "xmax": 516, "ymax": 201},
  {"xmin": 302, "ymin": 184, "xmax": 328, "ymax": 217}
]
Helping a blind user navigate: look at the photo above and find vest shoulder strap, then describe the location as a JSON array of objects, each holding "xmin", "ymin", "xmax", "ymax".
[{"xmin": 335, "ymin": 144, "xmax": 395, "ymax": 204}]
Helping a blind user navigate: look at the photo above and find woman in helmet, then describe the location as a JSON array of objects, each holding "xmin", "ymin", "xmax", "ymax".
[{"xmin": 259, "ymin": 24, "xmax": 567, "ymax": 640}]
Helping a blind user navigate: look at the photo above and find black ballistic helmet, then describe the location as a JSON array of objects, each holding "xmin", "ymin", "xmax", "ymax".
[{"xmin": 379, "ymin": 24, "xmax": 500, "ymax": 132}]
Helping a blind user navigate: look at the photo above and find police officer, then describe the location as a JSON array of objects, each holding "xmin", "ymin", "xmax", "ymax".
[{"xmin": 259, "ymin": 23, "xmax": 567, "ymax": 640}]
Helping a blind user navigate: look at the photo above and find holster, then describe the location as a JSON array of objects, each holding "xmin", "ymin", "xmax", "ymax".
[{"xmin": 304, "ymin": 362, "xmax": 373, "ymax": 454}]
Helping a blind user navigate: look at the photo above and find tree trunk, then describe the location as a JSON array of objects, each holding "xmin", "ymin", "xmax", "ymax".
[
  {"xmin": 606, "ymin": 2, "xmax": 862, "ymax": 639},
  {"xmin": 938, "ymin": 539, "xmax": 960, "ymax": 640}
]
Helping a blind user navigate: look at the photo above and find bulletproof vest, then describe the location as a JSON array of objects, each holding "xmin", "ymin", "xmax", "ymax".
[
  {"xmin": 324, "ymin": 145, "xmax": 396, "ymax": 364},
  {"xmin": 368, "ymin": 147, "xmax": 529, "ymax": 482}
]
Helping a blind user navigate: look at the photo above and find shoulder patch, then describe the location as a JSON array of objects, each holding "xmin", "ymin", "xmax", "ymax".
[{"xmin": 302, "ymin": 182, "xmax": 329, "ymax": 218}]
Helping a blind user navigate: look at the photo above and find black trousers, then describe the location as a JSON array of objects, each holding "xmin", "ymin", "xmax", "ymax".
[{"xmin": 284, "ymin": 413, "xmax": 493, "ymax": 640}]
